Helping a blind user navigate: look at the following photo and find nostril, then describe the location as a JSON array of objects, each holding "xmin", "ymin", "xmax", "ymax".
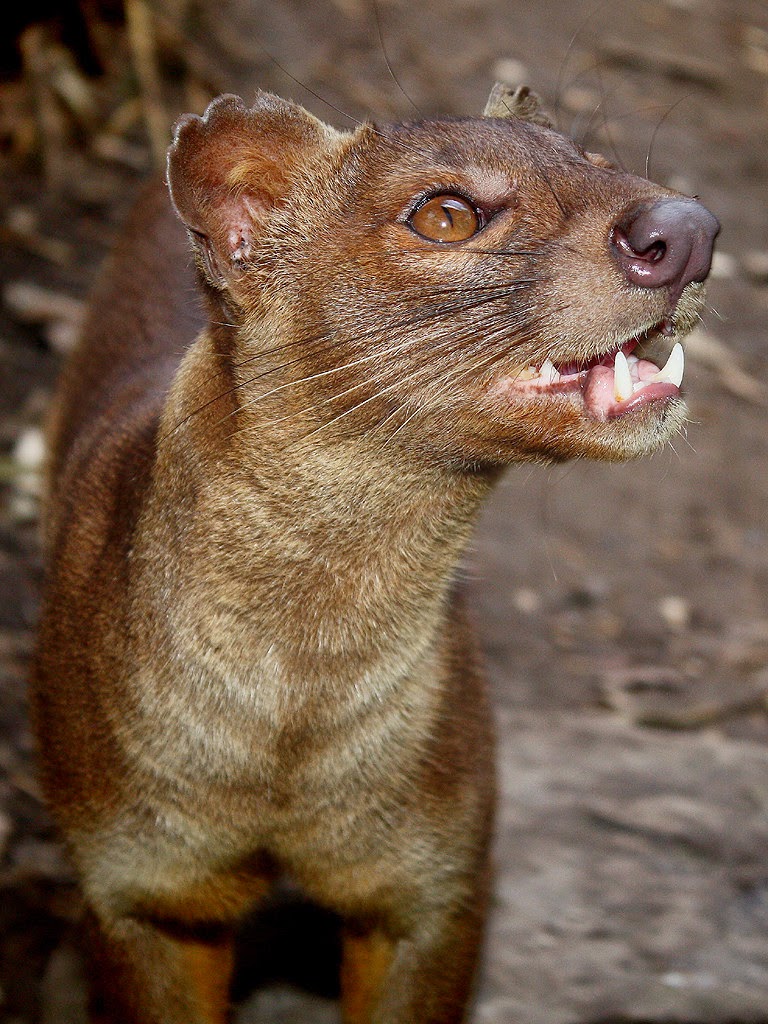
[
  {"xmin": 644, "ymin": 240, "xmax": 666, "ymax": 263},
  {"xmin": 613, "ymin": 226, "xmax": 667, "ymax": 264}
]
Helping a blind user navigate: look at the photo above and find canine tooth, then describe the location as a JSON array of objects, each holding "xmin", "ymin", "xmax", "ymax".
[
  {"xmin": 651, "ymin": 342, "xmax": 684, "ymax": 387},
  {"xmin": 540, "ymin": 358, "xmax": 558, "ymax": 383},
  {"xmin": 517, "ymin": 366, "xmax": 539, "ymax": 381},
  {"xmin": 613, "ymin": 349, "xmax": 633, "ymax": 402}
]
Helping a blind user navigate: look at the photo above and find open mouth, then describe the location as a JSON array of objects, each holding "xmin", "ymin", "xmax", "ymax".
[{"xmin": 508, "ymin": 325, "xmax": 685, "ymax": 421}]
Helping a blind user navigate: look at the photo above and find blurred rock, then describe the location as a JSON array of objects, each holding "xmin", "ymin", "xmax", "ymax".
[
  {"xmin": 742, "ymin": 250, "xmax": 768, "ymax": 284},
  {"xmin": 709, "ymin": 250, "xmax": 737, "ymax": 279}
]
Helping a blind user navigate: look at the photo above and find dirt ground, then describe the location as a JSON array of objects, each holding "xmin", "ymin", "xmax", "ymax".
[{"xmin": 1, "ymin": 0, "xmax": 767, "ymax": 1021}]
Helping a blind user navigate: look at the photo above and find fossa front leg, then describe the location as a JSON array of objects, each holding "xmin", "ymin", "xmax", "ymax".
[
  {"xmin": 79, "ymin": 842, "xmax": 273, "ymax": 1023},
  {"xmin": 340, "ymin": 858, "xmax": 491, "ymax": 1024},
  {"xmin": 86, "ymin": 912, "xmax": 235, "ymax": 1024}
]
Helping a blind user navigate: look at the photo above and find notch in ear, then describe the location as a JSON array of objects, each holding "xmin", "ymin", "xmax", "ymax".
[
  {"xmin": 483, "ymin": 82, "xmax": 553, "ymax": 128},
  {"xmin": 167, "ymin": 92, "xmax": 332, "ymax": 289}
]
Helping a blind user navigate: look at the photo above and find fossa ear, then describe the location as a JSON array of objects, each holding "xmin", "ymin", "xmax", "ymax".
[
  {"xmin": 483, "ymin": 82, "xmax": 553, "ymax": 128},
  {"xmin": 167, "ymin": 92, "xmax": 332, "ymax": 290}
]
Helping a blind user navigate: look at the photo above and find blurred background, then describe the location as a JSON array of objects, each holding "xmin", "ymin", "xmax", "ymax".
[{"xmin": 0, "ymin": 0, "xmax": 767, "ymax": 1021}]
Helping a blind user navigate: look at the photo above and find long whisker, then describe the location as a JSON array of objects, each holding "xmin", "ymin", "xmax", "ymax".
[
  {"xmin": 592, "ymin": 65, "xmax": 628, "ymax": 173},
  {"xmin": 372, "ymin": 0, "xmax": 421, "ymax": 116},
  {"xmin": 162, "ymin": 278, "xmax": 539, "ymax": 441},
  {"xmin": 645, "ymin": 95, "xmax": 689, "ymax": 180},
  {"xmin": 249, "ymin": 32, "xmax": 407, "ymax": 150},
  {"xmin": 238, "ymin": 327, "xmax": 457, "ymax": 420},
  {"xmin": 396, "ymin": 280, "xmax": 535, "ymax": 302},
  {"xmin": 553, "ymin": 0, "xmax": 611, "ymax": 130},
  {"xmin": 379, "ymin": 324, "xmax": 541, "ymax": 450},
  {"xmin": 229, "ymin": 285, "xmax": 538, "ymax": 419},
  {"xmin": 165, "ymin": 261, "xmax": 543, "ymax": 441},
  {"xmin": 395, "ymin": 246, "xmax": 540, "ymax": 260},
  {"xmin": 521, "ymin": 146, "xmax": 569, "ymax": 218},
  {"xmin": 257, "ymin": 303, "xmax": 542, "ymax": 446},
  {"xmin": 194, "ymin": 277, "xmax": 535, "ymax": 389},
  {"xmin": 276, "ymin": 336, "xmax": 468, "ymax": 447},
  {"xmin": 372, "ymin": 401, "xmax": 425, "ymax": 450},
  {"xmin": 157, "ymin": 328, "xmax": 340, "ymax": 444},
  {"xmin": 245, "ymin": 29, "xmax": 433, "ymax": 159},
  {"xmin": 579, "ymin": 96, "xmax": 607, "ymax": 152},
  {"xmin": 369, "ymin": 317, "xmax": 543, "ymax": 451}
]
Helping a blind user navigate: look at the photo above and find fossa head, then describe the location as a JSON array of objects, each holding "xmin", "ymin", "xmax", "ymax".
[{"xmin": 167, "ymin": 86, "xmax": 719, "ymax": 467}]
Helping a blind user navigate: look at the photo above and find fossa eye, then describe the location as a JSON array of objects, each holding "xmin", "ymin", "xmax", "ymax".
[{"xmin": 409, "ymin": 194, "xmax": 481, "ymax": 243}]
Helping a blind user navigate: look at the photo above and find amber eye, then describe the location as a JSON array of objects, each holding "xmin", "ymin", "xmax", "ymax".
[{"xmin": 408, "ymin": 194, "xmax": 481, "ymax": 243}]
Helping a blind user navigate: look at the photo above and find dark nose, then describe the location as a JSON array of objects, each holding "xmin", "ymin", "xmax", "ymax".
[{"xmin": 611, "ymin": 198, "xmax": 720, "ymax": 307}]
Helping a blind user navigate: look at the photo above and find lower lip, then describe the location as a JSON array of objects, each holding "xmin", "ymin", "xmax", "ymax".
[
  {"xmin": 581, "ymin": 362, "xmax": 680, "ymax": 420},
  {"xmin": 490, "ymin": 361, "xmax": 680, "ymax": 422}
]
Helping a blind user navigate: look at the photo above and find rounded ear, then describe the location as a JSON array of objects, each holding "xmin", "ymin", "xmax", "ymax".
[
  {"xmin": 482, "ymin": 83, "xmax": 554, "ymax": 128},
  {"xmin": 167, "ymin": 92, "xmax": 333, "ymax": 289}
]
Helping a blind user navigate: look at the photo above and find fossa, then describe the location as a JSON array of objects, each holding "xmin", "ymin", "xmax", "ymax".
[{"xmin": 33, "ymin": 84, "xmax": 718, "ymax": 1022}]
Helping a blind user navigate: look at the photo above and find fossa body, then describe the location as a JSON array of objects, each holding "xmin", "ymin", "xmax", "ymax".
[{"xmin": 33, "ymin": 85, "xmax": 718, "ymax": 1022}]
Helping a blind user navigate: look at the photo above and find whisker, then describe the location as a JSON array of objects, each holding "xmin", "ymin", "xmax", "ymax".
[
  {"xmin": 165, "ymin": 279, "xmax": 538, "ymax": 438},
  {"xmin": 207, "ymin": 319, "xmax": 241, "ymax": 330},
  {"xmin": 247, "ymin": 321, "xmax": 496, "ymax": 431},
  {"xmin": 244, "ymin": 29, "xmax": 437, "ymax": 160},
  {"xmin": 372, "ymin": 0, "xmax": 421, "ymax": 116},
  {"xmin": 578, "ymin": 95, "xmax": 607, "ymax": 152},
  {"xmin": 157, "ymin": 328, "xmax": 340, "ymax": 444},
  {"xmin": 533, "ymin": 163, "xmax": 568, "ymax": 217},
  {"xmin": 227, "ymin": 300, "xmax": 541, "ymax": 447},
  {"xmin": 645, "ymin": 94, "xmax": 690, "ymax": 180},
  {"xmin": 393, "ymin": 278, "xmax": 537, "ymax": 304},
  {"xmin": 281, "ymin": 305, "xmax": 543, "ymax": 446},
  {"xmin": 462, "ymin": 249, "xmax": 539, "ymax": 259},
  {"xmin": 161, "ymin": 259, "xmax": 544, "ymax": 448},
  {"xmin": 233, "ymin": 285, "xmax": 538, "ymax": 413},
  {"xmin": 375, "ymin": 322, "xmax": 541, "ymax": 450},
  {"xmin": 164, "ymin": 241, "xmax": 543, "ymax": 439},
  {"xmin": 237, "ymin": 327, "xmax": 456, "ymax": 419},
  {"xmin": 249, "ymin": 32, "xmax": 410, "ymax": 152},
  {"xmin": 553, "ymin": 0, "xmax": 611, "ymax": 131},
  {"xmin": 223, "ymin": 278, "xmax": 534, "ymax": 380},
  {"xmin": 591, "ymin": 65, "xmax": 629, "ymax": 173},
  {"xmin": 395, "ymin": 246, "xmax": 540, "ymax": 260},
  {"xmin": 399, "ymin": 282, "xmax": 530, "ymax": 301},
  {"xmin": 373, "ymin": 401, "xmax": 424, "ymax": 450}
]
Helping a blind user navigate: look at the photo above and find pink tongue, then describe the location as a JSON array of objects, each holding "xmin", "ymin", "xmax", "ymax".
[{"xmin": 582, "ymin": 361, "xmax": 679, "ymax": 421}]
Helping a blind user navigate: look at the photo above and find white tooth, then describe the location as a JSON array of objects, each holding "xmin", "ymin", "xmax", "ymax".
[
  {"xmin": 613, "ymin": 349, "xmax": 633, "ymax": 402},
  {"xmin": 651, "ymin": 342, "xmax": 684, "ymax": 387},
  {"xmin": 540, "ymin": 358, "xmax": 558, "ymax": 383}
]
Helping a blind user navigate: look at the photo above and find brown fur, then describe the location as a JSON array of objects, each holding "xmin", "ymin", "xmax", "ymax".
[{"xmin": 33, "ymin": 88, "xmax": 713, "ymax": 1023}]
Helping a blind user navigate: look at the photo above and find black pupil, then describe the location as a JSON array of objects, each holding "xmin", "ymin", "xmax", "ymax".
[{"xmin": 441, "ymin": 199, "xmax": 467, "ymax": 225}]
